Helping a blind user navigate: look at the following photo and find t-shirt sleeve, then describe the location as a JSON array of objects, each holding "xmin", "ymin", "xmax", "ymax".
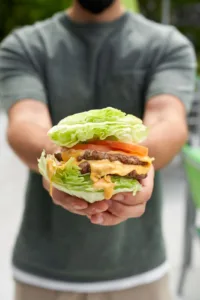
[
  {"xmin": 0, "ymin": 32, "xmax": 47, "ymax": 113},
  {"xmin": 146, "ymin": 28, "xmax": 197, "ymax": 112}
]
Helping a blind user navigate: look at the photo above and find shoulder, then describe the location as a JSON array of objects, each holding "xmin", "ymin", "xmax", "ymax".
[
  {"xmin": 0, "ymin": 12, "xmax": 65, "ymax": 54},
  {"xmin": 127, "ymin": 13, "xmax": 192, "ymax": 52},
  {"xmin": 130, "ymin": 13, "xmax": 188, "ymax": 42},
  {"xmin": 123, "ymin": 13, "xmax": 196, "ymax": 69}
]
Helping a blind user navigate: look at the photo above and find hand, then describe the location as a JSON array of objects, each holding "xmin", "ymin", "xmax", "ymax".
[
  {"xmin": 89, "ymin": 166, "xmax": 155, "ymax": 226},
  {"xmin": 43, "ymin": 178, "xmax": 109, "ymax": 216}
]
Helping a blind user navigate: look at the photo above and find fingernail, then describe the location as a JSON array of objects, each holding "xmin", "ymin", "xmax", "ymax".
[
  {"xmin": 112, "ymin": 194, "xmax": 124, "ymax": 201},
  {"xmin": 93, "ymin": 215, "xmax": 104, "ymax": 224},
  {"xmin": 74, "ymin": 205, "xmax": 85, "ymax": 210}
]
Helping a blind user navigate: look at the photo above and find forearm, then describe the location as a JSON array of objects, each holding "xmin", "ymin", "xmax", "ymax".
[
  {"xmin": 143, "ymin": 118, "xmax": 188, "ymax": 170},
  {"xmin": 7, "ymin": 100, "xmax": 54, "ymax": 173},
  {"xmin": 143, "ymin": 96, "xmax": 188, "ymax": 170},
  {"xmin": 7, "ymin": 121, "xmax": 56, "ymax": 173}
]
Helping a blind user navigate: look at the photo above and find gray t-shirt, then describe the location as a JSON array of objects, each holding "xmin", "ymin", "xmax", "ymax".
[{"xmin": 0, "ymin": 11, "xmax": 196, "ymax": 290}]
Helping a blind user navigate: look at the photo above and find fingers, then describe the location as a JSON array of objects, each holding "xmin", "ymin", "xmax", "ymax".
[
  {"xmin": 43, "ymin": 178, "xmax": 109, "ymax": 215},
  {"xmin": 43, "ymin": 164, "xmax": 154, "ymax": 225},
  {"xmin": 52, "ymin": 188, "xmax": 88, "ymax": 210},
  {"xmin": 140, "ymin": 165, "xmax": 155, "ymax": 188},
  {"xmin": 89, "ymin": 202, "xmax": 146, "ymax": 226},
  {"xmin": 111, "ymin": 192, "xmax": 146, "ymax": 206},
  {"xmin": 107, "ymin": 202, "xmax": 146, "ymax": 218},
  {"xmin": 90, "ymin": 202, "xmax": 146, "ymax": 226},
  {"xmin": 111, "ymin": 188, "xmax": 151, "ymax": 206},
  {"xmin": 43, "ymin": 178, "xmax": 50, "ymax": 191},
  {"xmin": 92, "ymin": 166, "xmax": 154, "ymax": 224},
  {"xmin": 111, "ymin": 166, "xmax": 154, "ymax": 206},
  {"xmin": 90, "ymin": 212, "xmax": 126, "ymax": 226},
  {"xmin": 81, "ymin": 201, "xmax": 109, "ymax": 216},
  {"xmin": 43, "ymin": 178, "xmax": 88, "ymax": 212}
]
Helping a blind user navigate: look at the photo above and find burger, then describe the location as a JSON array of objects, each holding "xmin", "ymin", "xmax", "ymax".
[{"xmin": 38, "ymin": 107, "xmax": 153, "ymax": 203}]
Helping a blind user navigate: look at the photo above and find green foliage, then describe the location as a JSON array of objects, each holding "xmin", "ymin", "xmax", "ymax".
[
  {"xmin": 0, "ymin": 0, "xmax": 72, "ymax": 40},
  {"xmin": 123, "ymin": 0, "xmax": 139, "ymax": 12},
  {"xmin": 139, "ymin": 0, "xmax": 200, "ymax": 73},
  {"xmin": 0, "ymin": 0, "xmax": 199, "ymax": 73},
  {"xmin": 0, "ymin": 0, "xmax": 138, "ymax": 40}
]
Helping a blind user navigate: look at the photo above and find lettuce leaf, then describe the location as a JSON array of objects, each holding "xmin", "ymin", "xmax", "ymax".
[
  {"xmin": 48, "ymin": 107, "xmax": 148, "ymax": 147},
  {"xmin": 48, "ymin": 122, "xmax": 148, "ymax": 147},
  {"xmin": 38, "ymin": 151, "xmax": 142, "ymax": 203},
  {"xmin": 58, "ymin": 107, "xmax": 142, "ymax": 125}
]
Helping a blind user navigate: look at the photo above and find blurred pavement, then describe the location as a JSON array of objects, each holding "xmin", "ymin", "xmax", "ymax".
[{"xmin": 0, "ymin": 111, "xmax": 200, "ymax": 300}]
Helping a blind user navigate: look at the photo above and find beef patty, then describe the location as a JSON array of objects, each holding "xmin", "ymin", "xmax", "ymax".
[
  {"xmin": 55, "ymin": 150, "xmax": 148, "ymax": 180},
  {"xmin": 77, "ymin": 150, "xmax": 147, "ymax": 166},
  {"xmin": 79, "ymin": 161, "xmax": 147, "ymax": 180}
]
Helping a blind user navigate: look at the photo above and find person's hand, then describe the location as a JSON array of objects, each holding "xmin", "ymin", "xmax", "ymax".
[
  {"xmin": 43, "ymin": 165, "xmax": 154, "ymax": 225},
  {"xmin": 88, "ymin": 166, "xmax": 155, "ymax": 226},
  {"xmin": 43, "ymin": 178, "xmax": 109, "ymax": 216}
]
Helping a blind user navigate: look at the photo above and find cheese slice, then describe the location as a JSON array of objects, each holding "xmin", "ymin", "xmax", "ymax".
[{"xmin": 89, "ymin": 159, "xmax": 151, "ymax": 182}]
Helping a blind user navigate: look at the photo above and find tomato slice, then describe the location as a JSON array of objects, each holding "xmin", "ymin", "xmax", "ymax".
[
  {"xmin": 71, "ymin": 141, "xmax": 148, "ymax": 157},
  {"xmin": 72, "ymin": 144, "xmax": 111, "ymax": 152},
  {"xmin": 91, "ymin": 140, "xmax": 148, "ymax": 156}
]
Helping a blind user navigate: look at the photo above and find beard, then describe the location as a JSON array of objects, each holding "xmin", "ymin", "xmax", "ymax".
[{"xmin": 77, "ymin": 0, "xmax": 115, "ymax": 14}]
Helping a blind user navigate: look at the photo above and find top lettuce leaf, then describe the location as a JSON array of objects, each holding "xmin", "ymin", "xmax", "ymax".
[
  {"xmin": 48, "ymin": 107, "xmax": 148, "ymax": 147},
  {"xmin": 58, "ymin": 107, "xmax": 142, "ymax": 125}
]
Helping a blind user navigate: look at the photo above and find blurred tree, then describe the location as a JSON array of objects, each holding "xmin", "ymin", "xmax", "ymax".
[
  {"xmin": 123, "ymin": 0, "xmax": 139, "ymax": 12},
  {"xmin": 139, "ymin": 0, "xmax": 200, "ymax": 73},
  {"xmin": 0, "ymin": 0, "xmax": 138, "ymax": 40},
  {"xmin": 0, "ymin": 0, "xmax": 72, "ymax": 40},
  {"xmin": 0, "ymin": 0, "xmax": 199, "ymax": 72}
]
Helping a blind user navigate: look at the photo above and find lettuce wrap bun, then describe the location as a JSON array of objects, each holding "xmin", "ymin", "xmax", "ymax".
[{"xmin": 38, "ymin": 107, "xmax": 153, "ymax": 203}]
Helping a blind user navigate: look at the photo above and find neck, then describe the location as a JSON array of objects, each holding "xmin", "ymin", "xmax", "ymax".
[{"xmin": 67, "ymin": 0, "xmax": 125, "ymax": 23}]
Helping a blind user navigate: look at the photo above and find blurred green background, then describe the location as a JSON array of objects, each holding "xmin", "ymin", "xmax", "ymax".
[
  {"xmin": 0, "ymin": 0, "xmax": 199, "ymax": 71},
  {"xmin": 0, "ymin": 0, "xmax": 137, "ymax": 39},
  {"xmin": 140, "ymin": 0, "xmax": 200, "ymax": 73}
]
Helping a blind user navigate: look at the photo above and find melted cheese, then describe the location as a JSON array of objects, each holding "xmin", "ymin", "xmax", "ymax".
[
  {"xmin": 93, "ymin": 176, "xmax": 115, "ymax": 200},
  {"xmin": 46, "ymin": 158, "xmax": 66, "ymax": 196},
  {"xmin": 89, "ymin": 159, "xmax": 152, "ymax": 200},
  {"xmin": 61, "ymin": 150, "xmax": 84, "ymax": 162},
  {"xmin": 47, "ymin": 150, "xmax": 153, "ymax": 200},
  {"xmin": 89, "ymin": 159, "xmax": 151, "ymax": 181},
  {"xmin": 46, "ymin": 159, "xmax": 56, "ymax": 196}
]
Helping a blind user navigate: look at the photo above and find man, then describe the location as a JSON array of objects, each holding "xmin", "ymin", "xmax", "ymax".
[{"xmin": 0, "ymin": 0, "xmax": 196, "ymax": 299}]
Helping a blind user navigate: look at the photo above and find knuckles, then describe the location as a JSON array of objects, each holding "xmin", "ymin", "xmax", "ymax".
[{"xmin": 109, "ymin": 202, "xmax": 146, "ymax": 219}]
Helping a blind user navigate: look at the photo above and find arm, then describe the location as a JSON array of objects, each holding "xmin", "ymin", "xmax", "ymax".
[
  {"xmin": 88, "ymin": 29, "xmax": 197, "ymax": 226},
  {"xmin": 0, "ymin": 32, "xmax": 56, "ymax": 172},
  {"xmin": 7, "ymin": 99, "xmax": 55, "ymax": 173},
  {"xmin": 0, "ymin": 31, "xmax": 110, "ymax": 216},
  {"xmin": 141, "ymin": 28, "xmax": 197, "ymax": 170},
  {"xmin": 143, "ymin": 94, "xmax": 188, "ymax": 170}
]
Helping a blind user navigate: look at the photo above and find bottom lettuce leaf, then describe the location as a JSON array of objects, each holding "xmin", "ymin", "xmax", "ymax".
[{"xmin": 38, "ymin": 151, "xmax": 142, "ymax": 203}]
